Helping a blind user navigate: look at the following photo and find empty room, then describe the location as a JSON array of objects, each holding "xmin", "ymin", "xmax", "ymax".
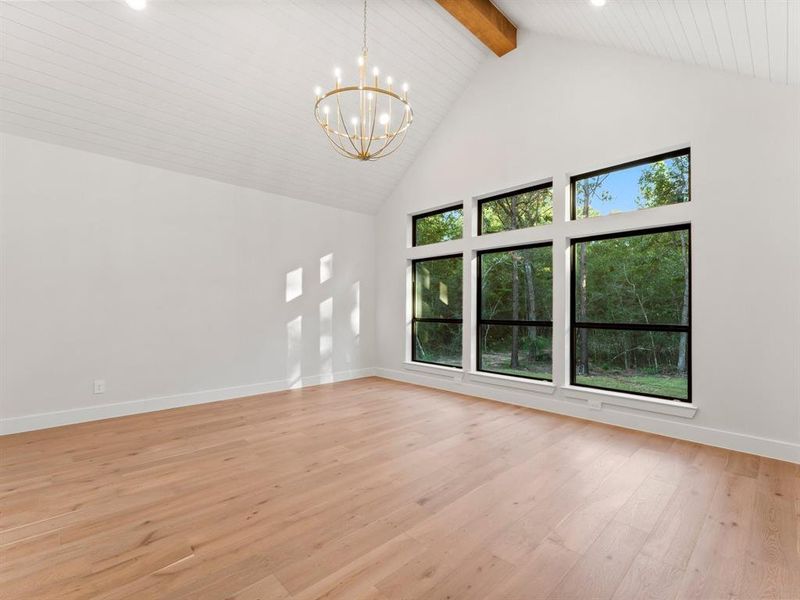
[{"xmin": 1, "ymin": 0, "xmax": 799, "ymax": 598}]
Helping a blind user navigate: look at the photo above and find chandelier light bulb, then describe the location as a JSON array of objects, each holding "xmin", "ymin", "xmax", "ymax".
[
  {"xmin": 314, "ymin": 86, "xmax": 322, "ymax": 97},
  {"xmin": 386, "ymin": 76, "xmax": 393, "ymax": 85},
  {"xmin": 379, "ymin": 113, "xmax": 390, "ymax": 125},
  {"xmin": 357, "ymin": 55, "xmax": 365, "ymax": 66},
  {"xmin": 590, "ymin": 0, "xmax": 606, "ymax": 6},
  {"xmin": 322, "ymin": 105, "xmax": 330, "ymax": 114},
  {"xmin": 333, "ymin": 67, "xmax": 341, "ymax": 78},
  {"xmin": 125, "ymin": 0, "xmax": 146, "ymax": 10},
  {"xmin": 351, "ymin": 117, "xmax": 359, "ymax": 126},
  {"xmin": 373, "ymin": 67, "xmax": 379, "ymax": 76},
  {"xmin": 367, "ymin": 92, "xmax": 374, "ymax": 100},
  {"xmin": 402, "ymin": 82, "xmax": 409, "ymax": 92}
]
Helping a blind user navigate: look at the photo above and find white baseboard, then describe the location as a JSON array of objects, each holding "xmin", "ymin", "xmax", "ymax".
[
  {"xmin": 4, "ymin": 366, "xmax": 797, "ymax": 464},
  {"xmin": 0, "ymin": 368, "xmax": 376, "ymax": 435},
  {"xmin": 374, "ymin": 368, "xmax": 800, "ymax": 464}
]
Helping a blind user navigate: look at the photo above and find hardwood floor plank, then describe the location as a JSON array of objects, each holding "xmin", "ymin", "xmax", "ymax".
[
  {"xmin": 547, "ymin": 520, "xmax": 648, "ymax": 600},
  {"xmin": 639, "ymin": 447, "xmax": 727, "ymax": 569},
  {"xmin": 410, "ymin": 548, "xmax": 515, "ymax": 600},
  {"xmin": 488, "ymin": 449, "xmax": 627, "ymax": 565},
  {"xmin": 674, "ymin": 472, "xmax": 757, "ymax": 599},
  {"xmin": 615, "ymin": 476, "xmax": 677, "ymax": 534},
  {"xmin": 611, "ymin": 553, "xmax": 684, "ymax": 600},
  {"xmin": 224, "ymin": 574, "xmax": 292, "ymax": 600},
  {"xmin": 483, "ymin": 539, "xmax": 580, "ymax": 600},
  {"xmin": 726, "ymin": 451, "xmax": 761, "ymax": 478},
  {"xmin": 290, "ymin": 532, "xmax": 423, "ymax": 600},
  {"xmin": 546, "ymin": 447, "xmax": 661, "ymax": 554}
]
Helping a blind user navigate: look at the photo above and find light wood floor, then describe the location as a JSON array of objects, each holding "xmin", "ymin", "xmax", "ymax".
[{"xmin": 1, "ymin": 377, "xmax": 798, "ymax": 600}]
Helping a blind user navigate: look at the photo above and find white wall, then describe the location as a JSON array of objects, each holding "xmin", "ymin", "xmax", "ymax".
[
  {"xmin": 375, "ymin": 34, "xmax": 800, "ymax": 462},
  {"xmin": 0, "ymin": 133, "xmax": 375, "ymax": 432}
]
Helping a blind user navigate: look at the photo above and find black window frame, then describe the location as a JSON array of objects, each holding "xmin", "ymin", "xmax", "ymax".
[
  {"xmin": 411, "ymin": 252, "xmax": 464, "ymax": 368},
  {"xmin": 476, "ymin": 241, "xmax": 553, "ymax": 382},
  {"xmin": 477, "ymin": 181, "xmax": 554, "ymax": 236},
  {"xmin": 570, "ymin": 148, "xmax": 691, "ymax": 220},
  {"xmin": 570, "ymin": 224, "xmax": 692, "ymax": 402},
  {"xmin": 412, "ymin": 204, "xmax": 464, "ymax": 247}
]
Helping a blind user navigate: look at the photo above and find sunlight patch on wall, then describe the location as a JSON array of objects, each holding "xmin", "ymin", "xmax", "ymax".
[
  {"xmin": 320, "ymin": 253, "xmax": 333, "ymax": 284},
  {"xmin": 320, "ymin": 297, "xmax": 333, "ymax": 380},
  {"xmin": 350, "ymin": 281, "xmax": 360, "ymax": 337},
  {"xmin": 287, "ymin": 315, "xmax": 302, "ymax": 388},
  {"xmin": 286, "ymin": 268, "xmax": 302, "ymax": 302},
  {"xmin": 439, "ymin": 281, "xmax": 448, "ymax": 305}
]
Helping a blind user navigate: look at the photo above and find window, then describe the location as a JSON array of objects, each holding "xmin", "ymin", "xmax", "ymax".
[
  {"xmin": 572, "ymin": 149, "xmax": 690, "ymax": 219},
  {"xmin": 412, "ymin": 254, "xmax": 463, "ymax": 367},
  {"xmin": 571, "ymin": 225, "xmax": 691, "ymax": 401},
  {"xmin": 478, "ymin": 183, "xmax": 553, "ymax": 235},
  {"xmin": 477, "ymin": 243, "xmax": 552, "ymax": 380},
  {"xmin": 413, "ymin": 206, "xmax": 463, "ymax": 246}
]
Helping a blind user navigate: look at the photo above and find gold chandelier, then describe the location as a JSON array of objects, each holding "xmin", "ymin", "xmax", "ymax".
[{"xmin": 313, "ymin": 0, "xmax": 414, "ymax": 161}]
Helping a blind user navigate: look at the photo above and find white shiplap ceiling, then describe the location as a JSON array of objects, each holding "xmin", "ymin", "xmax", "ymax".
[
  {"xmin": 495, "ymin": 0, "xmax": 800, "ymax": 87},
  {"xmin": 0, "ymin": 0, "xmax": 489, "ymax": 213}
]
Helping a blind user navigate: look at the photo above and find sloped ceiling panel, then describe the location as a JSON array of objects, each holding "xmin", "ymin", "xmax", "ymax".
[
  {"xmin": 0, "ymin": 0, "xmax": 489, "ymax": 213},
  {"xmin": 495, "ymin": 0, "xmax": 800, "ymax": 87}
]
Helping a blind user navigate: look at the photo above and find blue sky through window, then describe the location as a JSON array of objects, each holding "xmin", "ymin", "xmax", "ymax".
[
  {"xmin": 575, "ymin": 155, "xmax": 687, "ymax": 217},
  {"xmin": 599, "ymin": 164, "xmax": 644, "ymax": 215}
]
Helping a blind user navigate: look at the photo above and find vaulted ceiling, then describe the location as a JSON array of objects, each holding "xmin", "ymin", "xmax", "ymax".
[{"xmin": 2, "ymin": 1, "xmax": 797, "ymax": 214}]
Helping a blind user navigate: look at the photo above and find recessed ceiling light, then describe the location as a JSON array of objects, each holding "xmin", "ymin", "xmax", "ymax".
[
  {"xmin": 590, "ymin": 0, "xmax": 607, "ymax": 6},
  {"xmin": 125, "ymin": 0, "xmax": 146, "ymax": 11}
]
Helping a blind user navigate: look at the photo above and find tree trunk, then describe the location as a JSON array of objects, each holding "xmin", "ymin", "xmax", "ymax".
[
  {"xmin": 626, "ymin": 268, "xmax": 659, "ymax": 372},
  {"xmin": 524, "ymin": 260, "xmax": 536, "ymax": 363},
  {"xmin": 510, "ymin": 198, "xmax": 520, "ymax": 368},
  {"xmin": 622, "ymin": 338, "xmax": 629, "ymax": 371},
  {"xmin": 677, "ymin": 231, "xmax": 689, "ymax": 374},
  {"xmin": 578, "ymin": 187, "xmax": 590, "ymax": 375}
]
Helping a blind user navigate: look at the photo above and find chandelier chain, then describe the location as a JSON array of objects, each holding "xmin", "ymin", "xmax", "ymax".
[{"xmin": 362, "ymin": 0, "xmax": 367, "ymax": 53}]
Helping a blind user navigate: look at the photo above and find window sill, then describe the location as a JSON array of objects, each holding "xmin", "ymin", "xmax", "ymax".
[
  {"xmin": 403, "ymin": 361, "xmax": 463, "ymax": 380},
  {"xmin": 561, "ymin": 385, "xmax": 697, "ymax": 419},
  {"xmin": 467, "ymin": 370, "xmax": 556, "ymax": 394}
]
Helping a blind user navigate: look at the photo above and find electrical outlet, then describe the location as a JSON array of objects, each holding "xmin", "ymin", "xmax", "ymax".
[
  {"xmin": 588, "ymin": 399, "xmax": 602, "ymax": 410},
  {"xmin": 93, "ymin": 379, "xmax": 106, "ymax": 394}
]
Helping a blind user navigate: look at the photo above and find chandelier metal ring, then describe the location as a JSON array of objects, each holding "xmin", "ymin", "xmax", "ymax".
[{"xmin": 314, "ymin": 85, "xmax": 414, "ymax": 161}]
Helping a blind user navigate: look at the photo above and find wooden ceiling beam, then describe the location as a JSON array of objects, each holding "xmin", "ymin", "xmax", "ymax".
[{"xmin": 436, "ymin": 0, "xmax": 516, "ymax": 57}]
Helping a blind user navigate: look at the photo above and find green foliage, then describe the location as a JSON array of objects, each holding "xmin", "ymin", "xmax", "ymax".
[
  {"xmin": 574, "ymin": 175, "xmax": 612, "ymax": 219},
  {"xmin": 414, "ymin": 256, "xmax": 462, "ymax": 319},
  {"xmin": 575, "ymin": 373, "xmax": 687, "ymax": 399},
  {"xmin": 480, "ymin": 324, "xmax": 552, "ymax": 380},
  {"xmin": 415, "ymin": 209, "xmax": 463, "ymax": 246},
  {"xmin": 575, "ymin": 230, "xmax": 687, "ymax": 326},
  {"xmin": 480, "ymin": 246, "xmax": 552, "ymax": 322},
  {"xmin": 638, "ymin": 155, "xmax": 689, "ymax": 208},
  {"xmin": 481, "ymin": 188, "xmax": 553, "ymax": 234},
  {"xmin": 414, "ymin": 322, "xmax": 462, "ymax": 367},
  {"xmin": 413, "ymin": 256, "xmax": 463, "ymax": 366},
  {"xmin": 575, "ymin": 153, "xmax": 689, "ymax": 218},
  {"xmin": 574, "ymin": 328, "xmax": 689, "ymax": 394}
]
